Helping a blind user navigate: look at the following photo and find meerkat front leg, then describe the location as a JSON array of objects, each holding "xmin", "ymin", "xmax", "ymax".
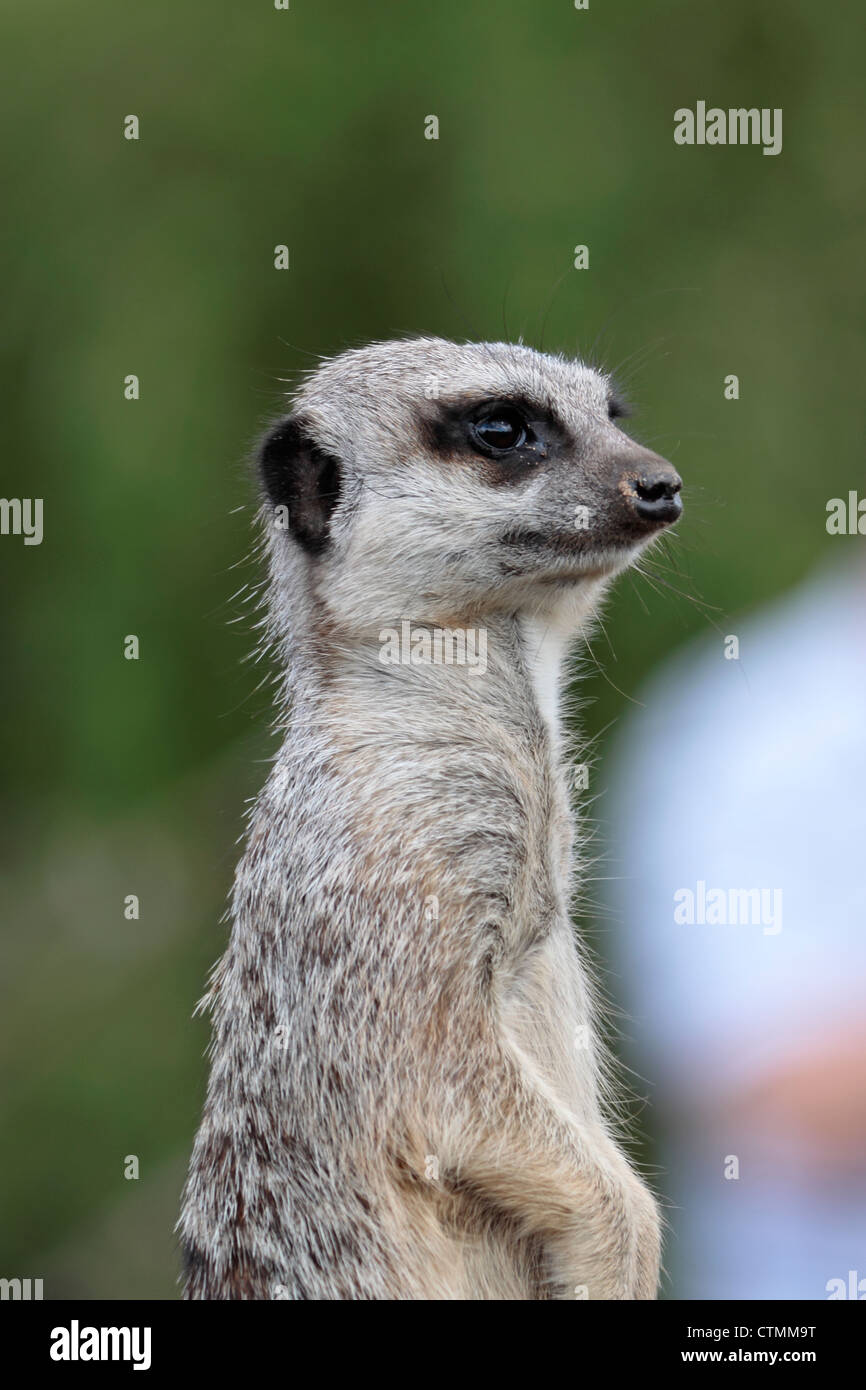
[{"xmin": 437, "ymin": 1030, "xmax": 661, "ymax": 1299}]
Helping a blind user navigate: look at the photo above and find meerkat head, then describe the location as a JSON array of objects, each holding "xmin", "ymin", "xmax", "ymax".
[{"xmin": 258, "ymin": 337, "xmax": 681, "ymax": 635}]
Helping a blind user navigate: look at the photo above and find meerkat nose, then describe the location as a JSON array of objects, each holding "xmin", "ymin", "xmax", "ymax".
[{"xmin": 624, "ymin": 465, "xmax": 683, "ymax": 525}]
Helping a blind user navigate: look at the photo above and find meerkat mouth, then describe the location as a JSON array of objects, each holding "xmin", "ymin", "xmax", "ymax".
[
  {"xmin": 535, "ymin": 565, "xmax": 616, "ymax": 585},
  {"xmin": 498, "ymin": 530, "xmax": 643, "ymax": 585}
]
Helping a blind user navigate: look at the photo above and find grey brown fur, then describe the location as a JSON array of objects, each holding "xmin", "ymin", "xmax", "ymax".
[{"xmin": 179, "ymin": 337, "xmax": 682, "ymax": 1300}]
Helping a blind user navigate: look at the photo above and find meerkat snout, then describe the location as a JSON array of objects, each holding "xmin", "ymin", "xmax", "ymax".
[{"xmin": 625, "ymin": 466, "xmax": 683, "ymax": 524}]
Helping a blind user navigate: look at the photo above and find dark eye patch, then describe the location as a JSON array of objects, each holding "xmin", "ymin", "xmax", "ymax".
[{"xmin": 422, "ymin": 392, "xmax": 569, "ymax": 484}]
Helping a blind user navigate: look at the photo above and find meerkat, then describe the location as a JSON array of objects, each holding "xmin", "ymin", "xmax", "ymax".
[{"xmin": 178, "ymin": 336, "xmax": 682, "ymax": 1300}]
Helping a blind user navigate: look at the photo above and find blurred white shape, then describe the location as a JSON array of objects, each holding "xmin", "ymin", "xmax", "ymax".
[{"xmin": 607, "ymin": 561, "xmax": 866, "ymax": 1298}]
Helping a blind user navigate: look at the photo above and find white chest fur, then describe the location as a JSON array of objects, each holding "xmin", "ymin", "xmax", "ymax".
[{"xmin": 519, "ymin": 616, "xmax": 567, "ymax": 747}]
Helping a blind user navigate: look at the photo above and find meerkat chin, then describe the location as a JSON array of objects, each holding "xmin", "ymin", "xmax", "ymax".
[{"xmin": 179, "ymin": 336, "xmax": 681, "ymax": 1301}]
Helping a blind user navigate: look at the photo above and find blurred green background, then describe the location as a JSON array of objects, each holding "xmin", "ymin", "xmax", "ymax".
[{"xmin": 0, "ymin": 0, "xmax": 862, "ymax": 1297}]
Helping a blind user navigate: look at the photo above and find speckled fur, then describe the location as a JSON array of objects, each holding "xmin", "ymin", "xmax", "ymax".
[{"xmin": 179, "ymin": 338, "xmax": 674, "ymax": 1300}]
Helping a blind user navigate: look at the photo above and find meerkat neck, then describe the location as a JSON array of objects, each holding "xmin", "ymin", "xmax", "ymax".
[
  {"xmin": 515, "ymin": 585, "xmax": 603, "ymax": 752},
  {"xmin": 284, "ymin": 602, "xmax": 592, "ymax": 777},
  {"xmin": 517, "ymin": 617, "xmax": 568, "ymax": 750}
]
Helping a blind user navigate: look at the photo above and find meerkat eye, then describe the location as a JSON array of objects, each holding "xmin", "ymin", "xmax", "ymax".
[{"xmin": 470, "ymin": 408, "xmax": 528, "ymax": 454}]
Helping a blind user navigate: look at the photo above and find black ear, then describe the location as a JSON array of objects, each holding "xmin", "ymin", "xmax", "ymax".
[{"xmin": 258, "ymin": 416, "xmax": 343, "ymax": 555}]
